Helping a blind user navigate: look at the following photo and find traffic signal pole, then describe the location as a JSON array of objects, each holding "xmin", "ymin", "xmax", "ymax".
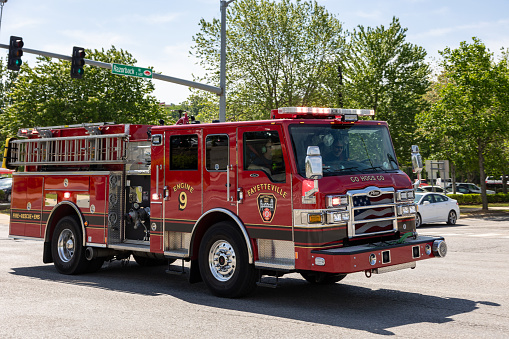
[{"xmin": 0, "ymin": 43, "xmax": 222, "ymax": 96}]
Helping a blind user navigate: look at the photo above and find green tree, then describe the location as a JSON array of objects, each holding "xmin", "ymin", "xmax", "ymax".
[
  {"xmin": 0, "ymin": 46, "xmax": 163, "ymax": 141},
  {"xmin": 418, "ymin": 38, "xmax": 509, "ymax": 209},
  {"xmin": 338, "ymin": 17, "xmax": 430, "ymax": 165},
  {"xmin": 192, "ymin": 0, "xmax": 345, "ymax": 121}
]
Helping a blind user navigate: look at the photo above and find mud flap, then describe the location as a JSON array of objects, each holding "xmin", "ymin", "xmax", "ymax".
[
  {"xmin": 43, "ymin": 241, "xmax": 53, "ymax": 263},
  {"xmin": 188, "ymin": 259, "xmax": 202, "ymax": 284}
]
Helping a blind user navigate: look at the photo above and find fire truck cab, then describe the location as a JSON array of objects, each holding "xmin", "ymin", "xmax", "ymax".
[{"xmin": 3, "ymin": 107, "xmax": 446, "ymax": 297}]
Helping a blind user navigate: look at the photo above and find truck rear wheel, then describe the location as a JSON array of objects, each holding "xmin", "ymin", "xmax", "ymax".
[
  {"xmin": 51, "ymin": 216, "xmax": 89, "ymax": 275},
  {"xmin": 199, "ymin": 222, "xmax": 257, "ymax": 298},
  {"xmin": 300, "ymin": 272, "xmax": 347, "ymax": 284}
]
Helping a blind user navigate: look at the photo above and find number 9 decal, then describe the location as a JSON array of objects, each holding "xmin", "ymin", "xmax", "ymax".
[{"xmin": 179, "ymin": 192, "xmax": 187, "ymax": 211}]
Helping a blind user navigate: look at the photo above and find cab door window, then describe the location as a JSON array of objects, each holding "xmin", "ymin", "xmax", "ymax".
[
  {"xmin": 243, "ymin": 131, "xmax": 285, "ymax": 183},
  {"xmin": 205, "ymin": 134, "xmax": 228, "ymax": 171},
  {"xmin": 170, "ymin": 134, "xmax": 198, "ymax": 170}
]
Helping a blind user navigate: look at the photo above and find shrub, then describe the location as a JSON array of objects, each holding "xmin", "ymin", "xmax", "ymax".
[{"xmin": 448, "ymin": 193, "xmax": 509, "ymax": 204}]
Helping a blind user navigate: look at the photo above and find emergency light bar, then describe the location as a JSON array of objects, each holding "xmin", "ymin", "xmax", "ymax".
[{"xmin": 272, "ymin": 107, "xmax": 375, "ymax": 120}]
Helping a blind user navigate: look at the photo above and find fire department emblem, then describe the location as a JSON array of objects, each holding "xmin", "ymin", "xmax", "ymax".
[{"xmin": 257, "ymin": 194, "xmax": 276, "ymax": 223}]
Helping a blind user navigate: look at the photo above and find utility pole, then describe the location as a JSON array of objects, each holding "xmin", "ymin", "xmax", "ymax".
[{"xmin": 219, "ymin": 0, "xmax": 236, "ymax": 123}]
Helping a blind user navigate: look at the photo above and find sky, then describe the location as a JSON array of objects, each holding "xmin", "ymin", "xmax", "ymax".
[{"xmin": 1, "ymin": 0, "xmax": 509, "ymax": 105}]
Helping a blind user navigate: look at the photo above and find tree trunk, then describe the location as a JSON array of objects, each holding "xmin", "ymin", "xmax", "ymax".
[{"xmin": 478, "ymin": 139, "xmax": 488, "ymax": 211}]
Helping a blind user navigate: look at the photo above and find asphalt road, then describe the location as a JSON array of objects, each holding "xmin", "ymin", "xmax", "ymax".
[{"xmin": 1, "ymin": 214, "xmax": 508, "ymax": 338}]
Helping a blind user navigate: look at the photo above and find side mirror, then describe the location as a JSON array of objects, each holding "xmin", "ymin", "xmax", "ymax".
[
  {"xmin": 423, "ymin": 201, "xmax": 430, "ymax": 206},
  {"xmin": 411, "ymin": 145, "xmax": 423, "ymax": 174},
  {"xmin": 305, "ymin": 146, "xmax": 323, "ymax": 179}
]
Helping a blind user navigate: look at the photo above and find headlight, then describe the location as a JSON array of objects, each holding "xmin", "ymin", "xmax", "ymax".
[
  {"xmin": 397, "ymin": 204, "xmax": 416, "ymax": 216},
  {"xmin": 407, "ymin": 190, "xmax": 414, "ymax": 199},
  {"xmin": 342, "ymin": 212, "xmax": 350, "ymax": 221},
  {"xmin": 326, "ymin": 211, "xmax": 350, "ymax": 224},
  {"xmin": 326, "ymin": 195, "xmax": 348, "ymax": 208}
]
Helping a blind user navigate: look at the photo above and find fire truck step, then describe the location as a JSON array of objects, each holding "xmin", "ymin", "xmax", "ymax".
[
  {"xmin": 256, "ymin": 276, "xmax": 279, "ymax": 288},
  {"xmin": 166, "ymin": 259, "xmax": 186, "ymax": 275}
]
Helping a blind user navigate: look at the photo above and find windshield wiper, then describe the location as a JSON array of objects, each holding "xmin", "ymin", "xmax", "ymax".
[
  {"xmin": 387, "ymin": 153, "xmax": 398, "ymax": 168},
  {"xmin": 362, "ymin": 166, "xmax": 398, "ymax": 173}
]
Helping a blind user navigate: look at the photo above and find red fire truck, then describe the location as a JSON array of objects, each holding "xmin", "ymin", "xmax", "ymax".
[{"xmin": 3, "ymin": 107, "xmax": 447, "ymax": 297}]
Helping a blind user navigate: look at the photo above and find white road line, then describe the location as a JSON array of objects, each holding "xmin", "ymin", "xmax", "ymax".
[{"xmin": 469, "ymin": 233, "xmax": 502, "ymax": 237}]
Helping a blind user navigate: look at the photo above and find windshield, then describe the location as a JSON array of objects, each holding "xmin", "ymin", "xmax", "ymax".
[
  {"xmin": 289, "ymin": 124, "xmax": 399, "ymax": 177},
  {"xmin": 0, "ymin": 178, "xmax": 12, "ymax": 188}
]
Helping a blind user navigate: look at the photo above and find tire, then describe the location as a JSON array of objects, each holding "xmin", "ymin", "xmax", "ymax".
[
  {"xmin": 415, "ymin": 213, "xmax": 422, "ymax": 228},
  {"xmin": 447, "ymin": 210, "xmax": 457, "ymax": 225},
  {"xmin": 199, "ymin": 222, "xmax": 257, "ymax": 298},
  {"xmin": 300, "ymin": 271, "xmax": 347, "ymax": 284},
  {"xmin": 51, "ymin": 216, "xmax": 89, "ymax": 275}
]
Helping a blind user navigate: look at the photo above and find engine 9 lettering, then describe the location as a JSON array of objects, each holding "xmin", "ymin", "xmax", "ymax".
[{"xmin": 179, "ymin": 191, "xmax": 187, "ymax": 211}]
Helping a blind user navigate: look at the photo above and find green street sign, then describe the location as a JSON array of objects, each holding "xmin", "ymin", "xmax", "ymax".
[{"xmin": 111, "ymin": 63, "xmax": 152, "ymax": 79}]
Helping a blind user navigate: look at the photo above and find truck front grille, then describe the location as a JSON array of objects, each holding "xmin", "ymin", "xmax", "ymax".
[{"xmin": 349, "ymin": 187, "xmax": 396, "ymax": 238}]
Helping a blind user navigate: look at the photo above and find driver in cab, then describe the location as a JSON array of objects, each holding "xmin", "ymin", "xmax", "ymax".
[{"xmin": 324, "ymin": 138, "xmax": 348, "ymax": 170}]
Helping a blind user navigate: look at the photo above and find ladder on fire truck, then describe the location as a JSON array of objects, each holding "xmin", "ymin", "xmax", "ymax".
[{"xmin": 4, "ymin": 122, "xmax": 128, "ymax": 168}]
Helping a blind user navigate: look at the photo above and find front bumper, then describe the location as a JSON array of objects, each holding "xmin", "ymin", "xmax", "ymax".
[{"xmin": 296, "ymin": 235, "xmax": 446, "ymax": 274}]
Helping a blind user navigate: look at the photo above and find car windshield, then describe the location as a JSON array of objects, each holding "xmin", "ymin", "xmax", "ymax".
[
  {"xmin": 289, "ymin": 124, "xmax": 399, "ymax": 177},
  {"xmin": 0, "ymin": 178, "xmax": 12, "ymax": 188},
  {"xmin": 465, "ymin": 184, "xmax": 480, "ymax": 190},
  {"xmin": 414, "ymin": 193, "xmax": 423, "ymax": 202}
]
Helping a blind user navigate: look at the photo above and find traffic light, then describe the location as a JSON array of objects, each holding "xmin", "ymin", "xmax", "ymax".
[
  {"xmin": 71, "ymin": 46, "xmax": 86, "ymax": 79},
  {"xmin": 8, "ymin": 36, "xmax": 23, "ymax": 71}
]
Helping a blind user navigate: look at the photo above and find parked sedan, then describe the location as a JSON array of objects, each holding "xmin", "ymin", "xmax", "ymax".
[
  {"xmin": 446, "ymin": 183, "xmax": 495, "ymax": 195},
  {"xmin": 0, "ymin": 178, "xmax": 12, "ymax": 202},
  {"xmin": 414, "ymin": 192, "xmax": 460, "ymax": 227}
]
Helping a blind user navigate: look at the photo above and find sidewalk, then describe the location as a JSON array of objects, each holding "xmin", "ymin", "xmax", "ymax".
[
  {"xmin": 460, "ymin": 206, "xmax": 509, "ymax": 218},
  {"xmin": 0, "ymin": 213, "xmax": 9, "ymax": 225}
]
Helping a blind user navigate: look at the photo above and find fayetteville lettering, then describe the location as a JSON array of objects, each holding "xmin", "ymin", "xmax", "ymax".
[{"xmin": 246, "ymin": 184, "xmax": 287, "ymax": 198}]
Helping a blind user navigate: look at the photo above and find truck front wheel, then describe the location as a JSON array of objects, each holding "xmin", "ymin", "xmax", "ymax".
[
  {"xmin": 51, "ymin": 216, "xmax": 89, "ymax": 275},
  {"xmin": 199, "ymin": 222, "xmax": 257, "ymax": 298}
]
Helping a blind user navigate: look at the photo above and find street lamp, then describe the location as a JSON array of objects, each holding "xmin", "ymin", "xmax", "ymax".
[
  {"xmin": 0, "ymin": 0, "xmax": 7, "ymax": 38},
  {"xmin": 219, "ymin": 0, "xmax": 236, "ymax": 123}
]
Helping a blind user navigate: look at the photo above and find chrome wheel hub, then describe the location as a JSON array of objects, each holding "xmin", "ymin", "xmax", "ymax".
[
  {"xmin": 208, "ymin": 240, "xmax": 236, "ymax": 282},
  {"xmin": 57, "ymin": 229, "xmax": 75, "ymax": 263}
]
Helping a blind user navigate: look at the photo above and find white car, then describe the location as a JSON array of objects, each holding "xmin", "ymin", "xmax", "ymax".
[{"xmin": 414, "ymin": 192, "xmax": 460, "ymax": 227}]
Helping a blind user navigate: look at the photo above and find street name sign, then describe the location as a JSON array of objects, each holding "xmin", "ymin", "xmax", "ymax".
[{"xmin": 111, "ymin": 63, "xmax": 152, "ymax": 79}]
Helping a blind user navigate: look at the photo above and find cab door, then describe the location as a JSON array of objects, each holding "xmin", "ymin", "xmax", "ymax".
[
  {"xmin": 203, "ymin": 127, "xmax": 237, "ymax": 213},
  {"xmin": 164, "ymin": 129, "xmax": 203, "ymax": 235},
  {"xmin": 237, "ymin": 125, "xmax": 293, "ymax": 241}
]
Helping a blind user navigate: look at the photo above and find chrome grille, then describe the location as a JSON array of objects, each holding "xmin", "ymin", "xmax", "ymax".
[{"xmin": 348, "ymin": 186, "xmax": 397, "ymax": 238}]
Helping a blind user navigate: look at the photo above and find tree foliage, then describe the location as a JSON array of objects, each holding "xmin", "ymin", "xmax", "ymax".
[
  {"xmin": 192, "ymin": 0, "xmax": 344, "ymax": 121},
  {"xmin": 417, "ymin": 38, "xmax": 509, "ymax": 209},
  {"xmin": 0, "ymin": 46, "xmax": 163, "ymax": 141},
  {"xmin": 339, "ymin": 17, "xmax": 430, "ymax": 165}
]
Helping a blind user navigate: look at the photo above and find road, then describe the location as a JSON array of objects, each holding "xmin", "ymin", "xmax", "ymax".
[{"xmin": 1, "ymin": 214, "xmax": 508, "ymax": 338}]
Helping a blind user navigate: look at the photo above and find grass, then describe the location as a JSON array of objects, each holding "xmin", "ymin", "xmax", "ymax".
[{"xmin": 460, "ymin": 203, "xmax": 509, "ymax": 209}]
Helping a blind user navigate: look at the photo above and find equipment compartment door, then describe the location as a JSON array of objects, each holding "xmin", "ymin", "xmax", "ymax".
[
  {"xmin": 237, "ymin": 126, "xmax": 293, "ymax": 241},
  {"xmin": 164, "ymin": 129, "xmax": 203, "ymax": 235}
]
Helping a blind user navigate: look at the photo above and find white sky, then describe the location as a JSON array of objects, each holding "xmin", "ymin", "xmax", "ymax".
[{"xmin": 2, "ymin": 0, "xmax": 509, "ymax": 105}]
